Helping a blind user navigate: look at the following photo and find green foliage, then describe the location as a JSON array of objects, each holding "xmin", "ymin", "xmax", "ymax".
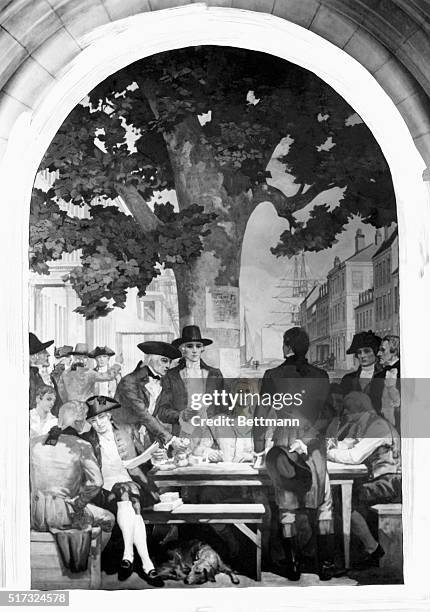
[{"xmin": 32, "ymin": 46, "xmax": 397, "ymax": 318}]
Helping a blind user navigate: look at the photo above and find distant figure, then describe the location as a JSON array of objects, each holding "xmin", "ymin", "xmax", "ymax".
[
  {"xmin": 328, "ymin": 353, "xmax": 335, "ymax": 370},
  {"xmin": 89, "ymin": 345, "xmax": 121, "ymax": 398},
  {"xmin": 29, "ymin": 333, "xmax": 54, "ymax": 409},
  {"xmin": 377, "ymin": 335, "xmax": 401, "ymax": 429},
  {"xmin": 50, "ymin": 345, "xmax": 73, "ymax": 416},
  {"xmin": 30, "ymin": 384, "xmax": 57, "ymax": 438},
  {"xmin": 57, "ymin": 343, "xmax": 117, "ymax": 403}
]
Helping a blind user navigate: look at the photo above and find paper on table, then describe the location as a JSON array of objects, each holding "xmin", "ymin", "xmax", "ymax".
[{"xmin": 122, "ymin": 441, "xmax": 159, "ymax": 469}]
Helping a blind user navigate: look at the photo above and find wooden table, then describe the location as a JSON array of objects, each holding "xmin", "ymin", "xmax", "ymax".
[
  {"xmin": 151, "ymin": 461, "xmax": 367, "ymax": 569},
  {"xmin": 326, "ymin": 461, "xmax": 368, "ymax": 568}
]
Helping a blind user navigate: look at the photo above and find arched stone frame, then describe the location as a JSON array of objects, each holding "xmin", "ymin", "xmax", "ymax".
[{"xmin": 1, "ymin": 4, "xmax": 430, "ymax": 608}]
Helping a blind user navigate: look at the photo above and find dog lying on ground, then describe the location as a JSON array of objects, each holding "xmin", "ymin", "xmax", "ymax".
[{"xmin": 156, "ymin": 539, "xmax": 239, "ymax": 585}]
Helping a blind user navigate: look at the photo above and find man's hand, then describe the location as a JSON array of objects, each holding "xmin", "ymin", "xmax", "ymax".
[
  {"xmin": 170, "ymin": 436, "xmax": 190, "ymax": 452},
  {"xmin": 337, "ymin": 438, "xmax": 356, "ymax": 450},
  {"xmin": 207, "ymin": 449, "xmax": 223, "ymax": 463},
  {"xmin": 181, "ymin": 408, "xmax": 195, "ymax": 422},
  {"xmin": 289, "ymin": 439, "xmax": 308, "ymax": 455}
]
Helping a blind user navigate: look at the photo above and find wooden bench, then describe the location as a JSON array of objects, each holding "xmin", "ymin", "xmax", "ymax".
[
  {"xmin": 31, "ymin": 528, "xmax": 102, "ymax": 590},
  {"xmin": 370, "ymin": 503, "xmax": 403, "ymax": 579},
  {"xmin": 142, "ymin": 503, "xmax": 265, "ymax": 581}
]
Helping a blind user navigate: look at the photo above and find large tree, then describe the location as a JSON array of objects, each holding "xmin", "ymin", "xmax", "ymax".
[{"xmin": 30, "ymin": 46, "xmax": 396, "ymax": 323}]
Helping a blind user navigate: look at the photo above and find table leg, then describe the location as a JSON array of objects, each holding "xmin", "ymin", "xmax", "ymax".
[
  {"xmin": 341, "ymin": 482, "xmax": 353, "ymax": 569},
  {"xmin": 256, "ymin": 527, "xmax": 262, "ymax": 581}
]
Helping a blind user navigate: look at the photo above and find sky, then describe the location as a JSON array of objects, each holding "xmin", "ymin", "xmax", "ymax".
[{"xmin": 240, "ymin": 203, "xmax": 377, "ymax": 360}]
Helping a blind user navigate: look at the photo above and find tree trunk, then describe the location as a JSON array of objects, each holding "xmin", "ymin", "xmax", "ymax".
[{"xmin": 163, "ymin": 118, "xmax": 257, "ymax": 372}]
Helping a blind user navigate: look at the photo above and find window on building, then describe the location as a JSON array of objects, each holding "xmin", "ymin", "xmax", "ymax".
[
  {"xmin": 395, "ymin": 285, "xmax": 399, "ymax": 313},
  {"xmin": 382, "ymin": 294, "xmax": 386, "ymax": 320},
  {"xmin": 352, "ymin": 271, "xmax": 363, "ymax": 290}
]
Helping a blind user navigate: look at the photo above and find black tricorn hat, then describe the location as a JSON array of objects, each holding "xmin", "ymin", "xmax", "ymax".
[
  {"xmin": 346, "ymin": 330, "xmax": 381, "ymax": 355},
  {"xmin": 265, "ymin": 446, "xmax": 312, "ymax": 493},
  {"xmin": 88, "ymin": 345, "xmax": 115, "ymax": 359},
  {"xmin": 137, "ymin": 340, "xmax": 181, "ymax": 360},
  {"xmin": 172, "ymin": 325, "xmax": 213, "ymax": 348},
  {"xmin": 29, "ymin": 332, "xmax": 54, "ymax": 355},
  {"xmin": 86, "ymin": 395, "xmax": 121, "ymax": 420}
]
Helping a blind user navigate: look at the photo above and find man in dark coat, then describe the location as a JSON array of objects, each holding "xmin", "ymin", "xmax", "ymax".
[
  {"xmin": 114, "ymin": 340, "xmax": 183, "ymax": 450},
  {"xmin": 156, "ymin": 325, "xmax": 226, "ymax": 440},
  {"xmin": 341, "ymin": 331, "xmax": 385, "ymax": 414},
  {"xmin": 29, "ymin": 332, "xmax": 54, "ymax": 409},
  {"xmin": 253, "ymin": 327, "xmax": 336, "ymax": 581}
]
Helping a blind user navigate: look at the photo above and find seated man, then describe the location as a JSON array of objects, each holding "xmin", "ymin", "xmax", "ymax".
[
  {"xmin": 30, "ymin": 401, "xmax": 115, "ymax": 571},
  {"xmin": 327, "ymin": 391, "xmax": 402, "ymax": 568},
  {"xmin": 30, "ymin": 384, "xmax": 57, "ymax": 438},
  {"xmin": 85, "ymin": 395, "xmax": 164, "ymax": 587}
]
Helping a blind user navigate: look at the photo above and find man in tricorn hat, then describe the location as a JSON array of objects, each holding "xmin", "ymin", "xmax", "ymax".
[
  {"xmin": 29, "ymin": 332, "xmax": 54, "ymax": 409},
  {"xmin": 85, "ymin": 395, "xmax": 164, "ymax": 586},
  {"xmin": 50, "ymin": 345, "xmax": 73, "ymax": 416},
  {"xmin": 57, "ymin": 343, "xmax": 117, "ymax": 403},
  {"xmin": 114, "ymin": 340, "xmax": 185, "ymax": 451},
  {"xmin": 253, "ymin": 327, "xmax": 340, "ymax": 581},
  {"xmin": 157, "ymin": 325, "xmax": 226, "ymax": 440},
  {"xmin": 341, "ymin": 331, "xmax": 385, "ymax": 413},
  {"xmin": 88, "ymin": 345, "xmax": 121, "ymax": 398}
]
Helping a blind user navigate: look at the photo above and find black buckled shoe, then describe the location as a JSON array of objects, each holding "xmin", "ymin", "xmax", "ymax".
[
  {"xmin": 355, "ymin": 544, "xmax": 385, "ymax": 570},
  {"xmin": 118, "ymin": 559, "xmax": 134, "ymax": 581},
  {"xmin": 139, "ymin": 569, "xmax": 164, "ymax": 588},
  {"xmin": 318, "ymin": 561, "xmax": 347, "ymax": 581}
]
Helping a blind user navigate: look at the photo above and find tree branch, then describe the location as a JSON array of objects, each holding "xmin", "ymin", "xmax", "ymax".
[{"xmin": 115, "ymin": 183, "xmax": 161, "ymax": 232}]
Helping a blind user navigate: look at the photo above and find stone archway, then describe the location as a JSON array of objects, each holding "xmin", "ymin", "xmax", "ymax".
[{"xmin": 1, "ymin": 6, "xmax": 430, "ymax": 603}]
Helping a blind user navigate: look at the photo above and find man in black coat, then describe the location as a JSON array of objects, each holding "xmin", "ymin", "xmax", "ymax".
[
  {"xmin": 29, "ymin": 332, "xmax": 54, "ymax": 409},
  {"xmin": 341, "ymin": 331, "xmax": 385, "ymax": 414},
  {"xmin": 156, "ymin": 326, "xmax": 226, "ymax": 440},
  {"xmin": 114, "ymin": 340, "xmax": 183, "ymax": 450},
  {"xmin": 253, "ymin": 327, "xmax": 337, "ymax": 581}
]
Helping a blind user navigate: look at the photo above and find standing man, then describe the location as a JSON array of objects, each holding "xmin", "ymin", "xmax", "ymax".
[
  {"xmin": 377, "ymin": 335, "xmax": 401, "ymax": 429},
  {"xmin": 85, "ymin": 395, "xmax": 163, "ymax": 586},
  {"xmin": 341, "ymin": 331, "xmax": 385, "ymax": 413},
  {"xmin": 50, "ymin": 345, "xmax": 73, "ymax": 416},
  {"xmin": 29, "ymin": 332, "xmax": 54, "ymax": 409},
  {"xmin": 253, "ymin": 327, "xmax": 336, "ymax": 581},
  {"xmin": 114, "ymin": 340, "xmax": 183, "ymax": 451},
  {"xmin": 89, "ymin": 346, "xmax": 121, "ymax": 398},
  {"xmin": 57, "ymin": 343, "xmax": 117, "ymax": 403},
  {"xmin": 157, "ymin": 325, "xmax": 226, "ymax": 440}
]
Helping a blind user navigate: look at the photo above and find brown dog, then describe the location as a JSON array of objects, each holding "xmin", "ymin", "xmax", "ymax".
[{"xmin": 156, "ymin": 540, "xmax": 239, "ymax": 585}]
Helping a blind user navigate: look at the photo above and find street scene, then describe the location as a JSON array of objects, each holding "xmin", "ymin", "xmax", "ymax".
[{"xmin": 29, "ymin": 45, "xmax": 402, "ymax": 590}]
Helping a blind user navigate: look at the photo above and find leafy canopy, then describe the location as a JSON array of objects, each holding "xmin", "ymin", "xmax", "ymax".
[{"xmin": 30, "ymin": 46, "xmax": 396, "ymax": 318}]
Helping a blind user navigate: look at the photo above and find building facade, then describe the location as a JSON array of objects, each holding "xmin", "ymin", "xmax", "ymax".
[
  {"xmin": 327, "ymin": 229, "xmax": 381, "ymax": 370},
  {"xmin": 355, "ymin": 288, "xmax": 374, "ymax": 333},
  {"xmin": 372, "ymin": 227, "xmax": 399, "ymax": 338}
]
